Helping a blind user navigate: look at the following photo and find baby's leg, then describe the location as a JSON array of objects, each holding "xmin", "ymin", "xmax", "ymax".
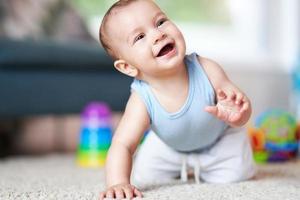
[
  {"xmin": 131, "ymin": 131, "xmax": 183, "ymax": 188},
  {"xmin": 196, "ymin": 127, "xmax": 256, "ymax": 183}
]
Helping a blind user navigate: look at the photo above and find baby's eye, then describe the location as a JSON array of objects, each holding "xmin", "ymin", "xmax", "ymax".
[
  {"xmin": 157, "ymin": 18, "xmax": 167, "ymax": 27},
  {"xmin": 134, "ymin": 33, "xmax": 145, "ymax": 43}
]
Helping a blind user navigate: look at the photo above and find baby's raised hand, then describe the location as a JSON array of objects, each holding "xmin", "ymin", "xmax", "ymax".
[
  {"xmin": 99, "ymin": 183, "xmax": 142, "ymax": 200},
  {"xmin": 205, "ymin": 89, "xmax": 250, "ymax": 126}
]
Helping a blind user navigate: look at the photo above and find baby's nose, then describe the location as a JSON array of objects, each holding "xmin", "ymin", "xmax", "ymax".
[{"xmin": 153, "ymin": 30, "xmax": 166, "ymax": 44}]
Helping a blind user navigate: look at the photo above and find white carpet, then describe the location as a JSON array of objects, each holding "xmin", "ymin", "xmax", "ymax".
[{"xmin": 0, "ymin": 154, "xmax": 300, "ymax": 200}]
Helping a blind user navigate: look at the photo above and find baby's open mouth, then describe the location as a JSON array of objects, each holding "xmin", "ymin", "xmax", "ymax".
[{"xmin": 157, "ymin": 43, "xmax": 175, "ymax": 57}]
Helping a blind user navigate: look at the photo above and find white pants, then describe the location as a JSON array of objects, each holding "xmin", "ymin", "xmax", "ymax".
[{"xmin": 131, "ymin": 127, "xmax": 256, "ymax": 188}]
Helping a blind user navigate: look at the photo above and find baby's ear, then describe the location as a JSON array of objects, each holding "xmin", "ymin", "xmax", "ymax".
[{"xmin": 114, "ymin": 59, "xmax": 138, "ymax": 77}]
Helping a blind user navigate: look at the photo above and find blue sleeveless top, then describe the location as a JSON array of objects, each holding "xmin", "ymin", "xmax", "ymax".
[{"xmin": 131, "ymin": 53, "xmax": 227, "ymax": 152}]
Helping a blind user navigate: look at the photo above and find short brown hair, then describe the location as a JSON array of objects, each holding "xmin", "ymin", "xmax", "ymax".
[{"xmin": 99, "ymin": 0, "xmax": 139, "ymax": 60}]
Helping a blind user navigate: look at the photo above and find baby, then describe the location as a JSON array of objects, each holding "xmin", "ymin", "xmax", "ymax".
[{"xmin": 99, "ymin": 0, "xmax": 255, "ymax": 199}]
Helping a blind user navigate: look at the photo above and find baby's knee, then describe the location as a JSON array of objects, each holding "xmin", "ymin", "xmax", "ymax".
[{"xmin": 202, "ymin": 160, "xmax": 256, "ymax": 183}]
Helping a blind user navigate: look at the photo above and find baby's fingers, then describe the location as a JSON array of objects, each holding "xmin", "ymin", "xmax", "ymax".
[
  {"xmin": 133, "ymin": 187, "xmax": 143, "ymax": 198},
  {"xmin": 99, "ymin": 191, "xmax": 105, "ymax": 200},
  {"xmin": 115, "ymin": 187, "xmax": 126, "ymax": 199},
  {"xmin": 241, "ymin": 100, "xmax": 249, "ymax": 112},
  {"xmin": 235, "ymin": 92, "xmax": 244, "ymax": 105},
  {"xmin": 105, "ymin": 189, "xmax": 115, "ymax": 199},
  {"xmin": 123, "ymin": 185, "xmax": 135, "ymax": 199},
  {"xmin": 217, "ymin": 89, "xmax": 226, "ymax": 100},
  {"xmin": 228, "ymin": 91, "xmax": 237, "ymax": 102}
]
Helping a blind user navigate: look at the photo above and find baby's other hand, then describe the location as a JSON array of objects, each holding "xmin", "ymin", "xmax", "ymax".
[
  {"xmin": 205, "ymin": 89, "xmax": 249, "ymax": 126},
  {"xmin": 99, "ymin": 183, "xmax": 143, "ymax": 200}
]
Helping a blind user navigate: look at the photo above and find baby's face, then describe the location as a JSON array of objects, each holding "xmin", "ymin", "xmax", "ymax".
[{"xmin": 107, "ymin": 0, "xmax": 186, "ymax": 79}]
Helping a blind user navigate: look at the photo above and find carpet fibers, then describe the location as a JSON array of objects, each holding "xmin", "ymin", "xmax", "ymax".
[{"xmin": 0, "ymin": 154, "xmax": 299, "ymax": 200}]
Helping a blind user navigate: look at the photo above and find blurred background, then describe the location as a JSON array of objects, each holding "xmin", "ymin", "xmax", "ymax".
[{"xmin": 0, "ymin": 0, "xmax": 299, "ymax": 158}]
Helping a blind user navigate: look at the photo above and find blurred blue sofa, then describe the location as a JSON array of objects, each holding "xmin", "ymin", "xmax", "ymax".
[{"xmin": 0, "ymin": 38, "xmax": 132, "ymax": 118}]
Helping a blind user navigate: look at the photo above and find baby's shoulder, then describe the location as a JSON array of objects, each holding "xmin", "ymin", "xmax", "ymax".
[{"xmin": 193, "ymin": 54, "xmax": 222, "ymax": 72}]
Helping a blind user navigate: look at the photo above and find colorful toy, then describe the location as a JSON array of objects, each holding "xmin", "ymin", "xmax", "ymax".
[
  {"xmin": 248, "ymin": 109, "xmax": 298, "ymax": 163},
  {"xmin": 247, "ymin": 127, "xmax": 265, "ymax": 151},
  {"xmin": 77, "ymin": 102, "xmax": 112, "ymax": 167},
  {"xmin": 247, "ymin": 127, "xmax": 269, "ymax": 163}
]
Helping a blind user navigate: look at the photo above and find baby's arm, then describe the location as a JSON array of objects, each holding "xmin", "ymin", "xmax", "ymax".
[
  {"xmin": 198, "ymin": 56, "xmax": 252, "ymax": 127},
  {"xmin": 100, "ymin": 92, "xmax": 150, "ymax": 199}
]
